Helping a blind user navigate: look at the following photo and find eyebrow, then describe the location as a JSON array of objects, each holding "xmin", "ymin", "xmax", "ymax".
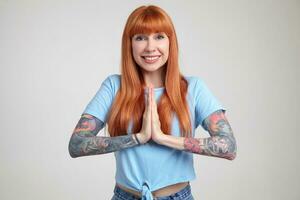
[{"xmin": 134, "ymin": 32, "xmax": 165, "ymax": 37}]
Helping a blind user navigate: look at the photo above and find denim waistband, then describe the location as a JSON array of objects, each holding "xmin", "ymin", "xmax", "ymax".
[{"xmin": 113, "ymin": 183, "xmax": 192, "ymax": 200}]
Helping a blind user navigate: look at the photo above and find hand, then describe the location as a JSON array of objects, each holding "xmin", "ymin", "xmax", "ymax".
[
  {"xmin": 137, "ymin": 85, "xmax": 152, "ymax": 144},
  {"xmin": 149, "ymin": 86, "xmax": 165, "ymax": 144}
]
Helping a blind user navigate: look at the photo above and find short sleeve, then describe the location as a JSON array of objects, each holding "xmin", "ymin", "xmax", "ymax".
[
  {"xmin": 82, "ymin": 75, "xmax": 115, "ymax": 123},
  {"xmin": 194, "ymin": 77, "xmax": 226, "ymax": 130}
]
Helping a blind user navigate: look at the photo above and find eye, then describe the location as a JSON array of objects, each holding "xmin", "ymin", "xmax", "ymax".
[
  {"xmin": 135, "ymin": 35, "xmax": 146, "ymax": 41},
  {"xmin": 157, "ymin": 34, "xmax": 165, "ymax": 40}
]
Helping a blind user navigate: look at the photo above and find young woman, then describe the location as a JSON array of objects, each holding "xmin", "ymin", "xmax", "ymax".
[{"xmin": 68, "ymin": 5, "xmax": 237, "ymax": 200}]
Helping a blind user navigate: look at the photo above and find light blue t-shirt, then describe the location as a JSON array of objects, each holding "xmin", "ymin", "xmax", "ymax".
[{"xmin": 83, "ymin": 74, "xmax": 226, "ymax": 199}]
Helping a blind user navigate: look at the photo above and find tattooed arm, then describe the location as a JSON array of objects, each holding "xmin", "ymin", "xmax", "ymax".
[
  {"xmin": 158, "ymin": 110, "xmax": 237, "ymax": 160},
  {"xmin": 68, "ymin": 113, "xmax": 141, "ymax": 158},
  {"xmin": 184, "ymin": 109, "xmax": 237, "ymax": 160}
]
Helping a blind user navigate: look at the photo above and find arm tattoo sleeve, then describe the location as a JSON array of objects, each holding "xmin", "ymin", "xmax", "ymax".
[
  {"xmin": 184, "ymin": 110, "xmax": 237, "ymax": 160},
  {"xmin": 68, "ymin": 114, "xmax": 139, "ymax": 158}
]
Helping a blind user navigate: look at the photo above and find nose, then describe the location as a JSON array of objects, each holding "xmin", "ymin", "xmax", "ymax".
[{"xmin": 144, "ymin": 38, "xmax": 156, "ymax": 53}]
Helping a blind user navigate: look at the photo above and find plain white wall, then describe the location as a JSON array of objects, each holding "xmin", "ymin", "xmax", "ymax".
[{"xmin": 0, "ymin": 0, "xmax": 299, "ymax": 199}]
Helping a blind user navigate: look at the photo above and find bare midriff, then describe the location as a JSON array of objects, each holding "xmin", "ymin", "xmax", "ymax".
[{"xmin": 116, "ymin": 181, "xmax": 189, "ymax": 198}]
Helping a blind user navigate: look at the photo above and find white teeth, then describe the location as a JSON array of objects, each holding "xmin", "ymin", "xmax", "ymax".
[{"xmin": 144, "ymin": 56, "xmax": 160, "ymax": 60}]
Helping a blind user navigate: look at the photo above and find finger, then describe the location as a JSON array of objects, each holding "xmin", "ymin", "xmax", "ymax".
[
  {"xmin": 150, "ymin": 87, "xmax": 153, "ymax": 118},
  {"xmin": 151, "ymin": 87, "xmax": 156, "ymax": 110},
  {"xmin": 148, "ymin": 86, "xmax": 152, "ymax": 114},
  {"xmin": 150, "ymin": 86, "xmax": 153, "ymax": 113},
  {"xmin": 152, "ymin": 93, "xmax": 157, "ymax": 118},
  {"xmin": 145, "ymin": 87, "xmax": 150, "ymax": 117}
]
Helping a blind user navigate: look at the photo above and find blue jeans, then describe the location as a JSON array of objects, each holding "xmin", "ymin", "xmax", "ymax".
[{"xmin": 111, "ymin": 183, "xmax": 194, "ymax": 200}]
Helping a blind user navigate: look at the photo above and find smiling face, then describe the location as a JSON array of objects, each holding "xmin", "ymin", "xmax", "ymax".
[{"xmin": 131, "ymin": 32, "xmax": 169, "ymax": 73}]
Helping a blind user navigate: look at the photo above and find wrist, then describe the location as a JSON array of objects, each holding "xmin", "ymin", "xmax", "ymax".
[
  {"xmin": 157, "ymin": 132, "xmax": 168, "ymax": 145},
  {"xmin": 135, "ymin": 133, "xmax": 145, "ymax": 145}
]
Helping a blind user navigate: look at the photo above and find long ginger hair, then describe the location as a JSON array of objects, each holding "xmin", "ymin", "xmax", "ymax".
[{"xmin": 106, "ymin": 5, "xmax": 192, "ymax": 138}]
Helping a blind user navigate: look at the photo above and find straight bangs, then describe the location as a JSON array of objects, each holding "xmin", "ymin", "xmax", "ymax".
[{"xmin": 129, "ymin": 11, "xmax": 173, "ymax": 38}]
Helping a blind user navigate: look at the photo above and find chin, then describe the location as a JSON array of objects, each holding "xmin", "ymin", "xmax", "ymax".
[
  {"xmin": 141, "ymin": 66, "xmax": 164, "ymax": 72},
  {"xmin": 139, "ymin": 62, "xmax": 167, "ymax": 71}
]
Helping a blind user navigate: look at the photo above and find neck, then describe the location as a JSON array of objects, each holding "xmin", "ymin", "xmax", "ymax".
[{"xmin": 142, "ymin": 67, "xmax": 166, "ymax": 88}]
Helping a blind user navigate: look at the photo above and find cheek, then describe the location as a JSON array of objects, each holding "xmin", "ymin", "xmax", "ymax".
[
  {"xmin": 132, "ymin": 42, "xmax": 145, "ymax": 53},
  {"xmin": 160, "ymin": 42, "xmax": 169, "ymax": 56},
  {"xmin": 131, "ymin": 45, "xmax": 138, "ymax": 55},
  {"xmin": 162, "ymin": 47, "xmax": 169, "ymax": 59},
  {"xmin": 131, "ymin": 46, "xmax": 142, "ymax": 61},
  {"xmin": 164, "ymin": 48, "xmax": 169, "ymax": 56}
]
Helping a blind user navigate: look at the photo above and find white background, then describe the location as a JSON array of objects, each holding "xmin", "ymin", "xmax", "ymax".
[{"xmin": 0, "ymin": 0, "xmax": 299, "ymax": 199}]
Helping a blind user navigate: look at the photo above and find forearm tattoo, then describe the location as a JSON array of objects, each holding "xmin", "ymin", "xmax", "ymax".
[
  {"xmin": 68, "ymin": 114, "xmax": 138, "ymax": 158},
  {"xmin": 184, "ymin": 110, "xmax": 237, "ymax": 160}
]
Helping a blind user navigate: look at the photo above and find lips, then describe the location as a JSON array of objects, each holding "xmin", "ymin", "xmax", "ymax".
[
  {"xmin": 141, "ymin": 55, "xmax": 161, "ymax": 58},
  {"xmin": 141, "ymin": 55, "xmax": 161, "ymax": 63}
]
